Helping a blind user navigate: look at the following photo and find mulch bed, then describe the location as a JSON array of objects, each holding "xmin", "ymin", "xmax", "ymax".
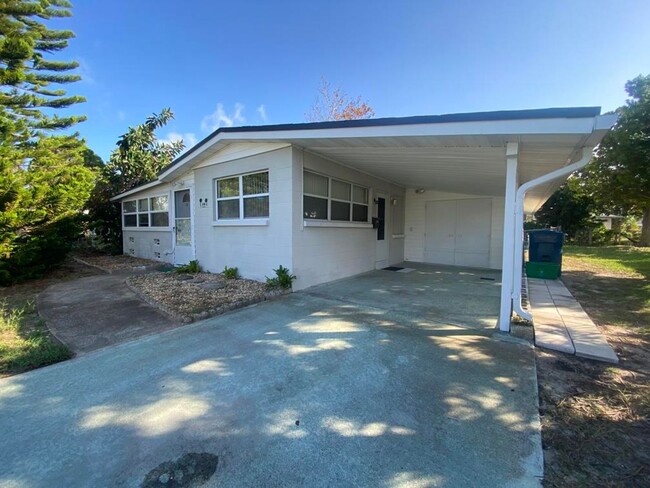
[
  {"xmin": 73, "ymin": 253, "xmax": 162, "ymax": 273},
  {"xmin": 127, "ymin": 272, "xmax": 286, "ymax": 323}
]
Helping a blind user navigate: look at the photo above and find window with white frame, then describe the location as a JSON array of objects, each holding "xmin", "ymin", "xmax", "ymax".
[
  {"xmin": 122, "ymin": 195, "xmax": 170, "ymax": 228},
  {"xmin": 215, "ymin": 170, "xmax": 269, "ymax": 220},
  {"xmin": 303, "ymin": 170, "xmax": 369, "ymax": 222}
]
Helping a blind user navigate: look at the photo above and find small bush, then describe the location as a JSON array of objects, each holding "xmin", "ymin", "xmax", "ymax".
[
  {"xmin": 223, "ymin": 266, "xmax": 239, "ymax": 279},
  {"xmin": 266, "ymin": 265, "xmax": 296, "ymax": 289},
  {"xmin": 175, "ymin": 260, "xmax": 201, "ymax": 274}
]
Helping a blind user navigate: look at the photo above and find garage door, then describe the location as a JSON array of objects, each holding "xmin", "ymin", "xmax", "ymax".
[{"xmin": 424, "ymin": 198, "xmax": 492, "ymax": 268}]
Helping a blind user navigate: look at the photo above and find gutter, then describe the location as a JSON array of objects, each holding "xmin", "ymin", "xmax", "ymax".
[{"xmin": 511, "ymin": 147, "xmax": 593, "ymax": 321}]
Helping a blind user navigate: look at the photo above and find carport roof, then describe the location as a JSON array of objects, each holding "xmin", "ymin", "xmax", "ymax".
[{"xmin": 114, "ymin": 107, "xmax": 614, "ymax": 212}]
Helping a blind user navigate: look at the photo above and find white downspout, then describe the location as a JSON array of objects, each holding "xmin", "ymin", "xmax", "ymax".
[{"xmin": 511, "ymin": 146, "xmax": 593, "ymax": 321}]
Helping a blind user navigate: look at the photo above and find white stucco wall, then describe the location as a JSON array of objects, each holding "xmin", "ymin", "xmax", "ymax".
[
  {"xmin": 291, "ymin": 148, "xmax": 406, "ymax": 290},
  {"xmin": 404, "ymin": 190, "xmax": 505, "ymax": 269},
  {"xmin": 192, "ymin": 146, "xmax": 293, "ymax": 282},
  {"xmin": 120, "ymin": 183, "xmax": 173, "ymax": 263}
]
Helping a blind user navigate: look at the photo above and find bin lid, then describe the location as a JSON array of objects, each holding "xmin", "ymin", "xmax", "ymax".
[
  {"xmin": 527, "ymin": 229, "xmax": 564, "ymax": 235},
  {"xmin": 527, "ymin": 229, "xmax": 564, "ymax": 244}
]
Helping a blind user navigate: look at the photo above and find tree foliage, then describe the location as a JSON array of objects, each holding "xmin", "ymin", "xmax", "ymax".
[
  {"xmin": 0, "ymin": 0, "xmax": 86, "ymax": 131},
  {"xmin": 583, "ymin": 74, "xmax": 650, "ymax": 245},
  {"xmin": 87, "ymin": 109, "xmax": 184, "ymax": 252},
  {"xmin": 534, "ymin": 178, "xmax": 597, "ymax": 239},
  {"xmin": 306, "ymin": 77, "xmax": 375, "ymax": 122},
  {"xmin": 0, "ymin": 1, "xmax": 93, "ymax": 284}
]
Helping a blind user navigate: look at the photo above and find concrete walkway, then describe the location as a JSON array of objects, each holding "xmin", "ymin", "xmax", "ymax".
[
  {"xmin": 38, "ymin": 273, "xmax": 179, "ymax": 353},
  {"xmin": 528, "ymin": 278, "xmax": 618, "ymax": 363},
  {"xmin": 1, "ymin": 288, "xmax": 543, "ymax": 487}
]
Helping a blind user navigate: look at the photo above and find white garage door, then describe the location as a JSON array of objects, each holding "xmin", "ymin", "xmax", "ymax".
[{"xmin": 424, "ymin": 198, "xmax": 492, "ymax": 268}]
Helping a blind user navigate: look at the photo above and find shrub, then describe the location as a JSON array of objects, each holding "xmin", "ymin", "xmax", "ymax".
[
  {"xmin": 175, "ymin": 260, "xmax": 201, "ymax": 274},
  {"xmin": 0, "ymin": 215, "xmax": 87, "ymax": 285},
  {"xmin": 223, "ymin": 266, "xmax": 239, "ymax": 279},
  {"xmin": 266, "ymin": 265, "xmax": 296, "ymax": 289}
]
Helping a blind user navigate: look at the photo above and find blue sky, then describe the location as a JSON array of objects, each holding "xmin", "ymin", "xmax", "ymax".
[{"xmin": 61, "ymin": 0, "xmax": 650, "ymax": 160}]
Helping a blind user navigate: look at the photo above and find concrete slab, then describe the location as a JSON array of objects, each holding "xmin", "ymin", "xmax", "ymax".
[
  {"xmin": 533, "ymin": 322, "xmax": 575, "ymax": 354},
  {"xmin": 528, "ymin": 278, "xmax": 618, "ymax": 363},
  {"xmin": 0, "ymin": 290, "xmax": 543, "ymax": 487},
  {"xmin": 38, "ymin": 274, "xmax": 180, "ymax": 353},
  {"xmin": 305, "ymin": 263, "xmax": 502, "ymax": 330}
]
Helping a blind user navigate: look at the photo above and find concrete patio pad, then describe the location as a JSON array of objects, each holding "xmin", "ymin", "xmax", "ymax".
[
  {"xmin": 305, "ymin": 263, "xmax": 502, "ymax": 329},
  {"xmin": 0, "ymin": 289, "xmax": 542, "ymax": 487},
  {"xmin": 38, "ymin": 273, "xmax": 179, "ymax": 353}
]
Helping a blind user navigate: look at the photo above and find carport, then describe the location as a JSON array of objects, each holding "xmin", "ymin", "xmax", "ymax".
[
  {"xmin": 275, "ymin": 108, "xmax": 616, "ymax": 330},
  {"xmin": 306, "ymin": 262, "xmax": 502, "ymax": 330}
]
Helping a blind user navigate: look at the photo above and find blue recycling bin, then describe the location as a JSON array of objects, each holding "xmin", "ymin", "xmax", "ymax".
[{"xmin": 527, "ymin": 229, "xmax": 564, "ymax": 276}]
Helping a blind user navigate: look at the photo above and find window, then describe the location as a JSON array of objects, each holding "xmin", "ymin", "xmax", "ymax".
[
  {"xmin": 122, "ymin": 194, "xmax": 169, "ymax": 228},
  {"xmin": 303, "ymin": 170, "xmax": 369, "ymax": 222},
  {"xmin": 215, "ymin": 170, "xmax": 269, "ymax": 220}
]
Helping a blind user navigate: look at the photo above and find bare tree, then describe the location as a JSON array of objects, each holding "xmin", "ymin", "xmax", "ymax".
[{"xmin": 306, "ymin": 77, "xmax": 375, "ymax": 122}]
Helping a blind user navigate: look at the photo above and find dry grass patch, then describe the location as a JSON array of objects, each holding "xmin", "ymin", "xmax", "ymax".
[
  {"xmin": 538, "ymin": 246, "xmax": 650, "ymax": 487},
  {"xmin": 538, "ymin": 351, "xmax": 650, "ymax": 487}
]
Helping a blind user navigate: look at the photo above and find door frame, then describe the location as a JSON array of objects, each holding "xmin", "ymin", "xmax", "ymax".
[{"xmin": 172, "ymin": 186, "xmax": 195, "ymax": 265}]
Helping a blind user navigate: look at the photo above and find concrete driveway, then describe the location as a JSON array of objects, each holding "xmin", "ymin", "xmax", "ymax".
[
  {"xmin": 0, "ymin": 274, "xmax": 542, "ymax": 487},
  {"xmin": 38, "ymin": 273, "xmax": 179, "ymax": 353}
]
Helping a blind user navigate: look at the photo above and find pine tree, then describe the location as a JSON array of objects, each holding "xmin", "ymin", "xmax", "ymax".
[
  {"xmin": 0, "ymin": 1, "xmax": 93, "ymax": 283},
  {"xmin": 0, "ymin": 0, "xmax": 85, "ymax": 131}
]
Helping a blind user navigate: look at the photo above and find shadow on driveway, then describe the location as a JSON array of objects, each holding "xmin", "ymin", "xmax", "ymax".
[{"xmin": 2, "ymin": 291, "xmax": 542, "ymax": 487}]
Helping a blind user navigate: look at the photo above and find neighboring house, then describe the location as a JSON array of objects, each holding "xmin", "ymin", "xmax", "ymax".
[
  {"xmin": 596, "ymin": 215, "xmax": 625, "ymax": 230},
  {"xmin": 111, "ymin": 107, "xmax": 615, "ymax": 331}
]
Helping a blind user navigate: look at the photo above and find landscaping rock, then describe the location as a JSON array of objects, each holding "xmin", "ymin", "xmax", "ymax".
[{"xmin": 127, "ymin": 272, "xmax": 275, "ymax": 321}]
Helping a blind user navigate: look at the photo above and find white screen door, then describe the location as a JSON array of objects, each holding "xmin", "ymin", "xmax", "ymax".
[{"xmin": 173, "ymin": 188, "xmax": 193, "ymax": 265}]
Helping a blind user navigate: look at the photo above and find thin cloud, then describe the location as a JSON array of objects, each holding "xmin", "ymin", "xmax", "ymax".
[
  {"xmin": 77, "ymin": 57, "xmax": 96, "ymax": 84},
  {"xmin": 257, "ymin": 104, "xmax": 267, "ymax": 122},
  {"xmin": 161, "ymin": 132, "xmax": 198, "ymax": 149},
  {"xmin": 201, "ymin": 102, "xmax": 246, "ymax": 132}
]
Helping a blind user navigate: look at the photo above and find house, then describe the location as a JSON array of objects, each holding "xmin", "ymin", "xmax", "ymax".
[{"xmin": 111, "ymin": 107, "xmax": 615, "ymax": 331}]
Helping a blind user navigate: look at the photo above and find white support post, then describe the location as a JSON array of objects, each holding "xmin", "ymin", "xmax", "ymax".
[{"xmin": 498, "ymin": 142, "xmax": 519, "ymax": 332}]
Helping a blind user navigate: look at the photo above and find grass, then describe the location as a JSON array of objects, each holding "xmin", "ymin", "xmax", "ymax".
[
  {"xmin": 538, "ymin": 245, "xmax": 650, "ymax": 487},
  {"xmin": 0, "ymin": 300, "xmax": 72, "ymax": 376},
  {"xmin": 563, "ymin": 245, "xmax": 650, "ymax": 278},
  {"xmin": 562, "ymin": 246, "xmax": 650, "ymax": 332}
]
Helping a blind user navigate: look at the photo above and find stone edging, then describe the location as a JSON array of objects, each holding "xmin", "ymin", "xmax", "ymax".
[
  {"xmin": 125, "ymin": 278, "xmax": 291, "ymax": 324},
  {"xmin": 72, "ymin": 256, "xmax": 112, "ymax": 274}
]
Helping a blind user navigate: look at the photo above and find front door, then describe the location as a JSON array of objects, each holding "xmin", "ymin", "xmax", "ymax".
[
  {"xmin": 375, "ymin": 193, "xmax": 389, "ymax": 269},
  {"xmin": 173, "ymin": 188, "xmax": 194, "ymax": 265}
]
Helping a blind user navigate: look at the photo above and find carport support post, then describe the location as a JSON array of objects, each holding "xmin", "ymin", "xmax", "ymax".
[{"xmin": 498, "ymin": 142, "xmax": 519, "ymax": 332}]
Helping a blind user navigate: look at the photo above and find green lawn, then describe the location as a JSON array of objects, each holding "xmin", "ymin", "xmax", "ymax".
[
  {"xmin": 563, "ymin": 245, "xmax": 650, "ymax": 279},
  {"xmin": 561, "ymin": 245, "xmax": 650, "ymax": 332}
]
